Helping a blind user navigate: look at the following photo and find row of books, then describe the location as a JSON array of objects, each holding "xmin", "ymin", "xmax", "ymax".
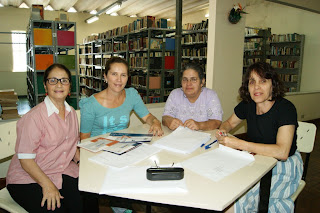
[
  {"xmin": 244, "ymin": 51, "xmax": 263, "ymax": 56},
  {"xmin": 182, "ymin": 33, "xmax": 207, "ymax": 44},
  {"xmin": 81, "ymin": 37, "xmax": 175, "ymax": 54},
  {"xmin": 182, "ymin": 19, "xmax": 208, "ymax": 31},
  {"xmin": 269, "ymin": 33, "xmax": 302, "ymax": 42},
  {"xmin": 279, "ymin": 74, "xmax": 299, "ymax": 83},
  {"xmin": 245, "ymin": 28, "xmax": 260, "ymax": 36},
  {"xmin": 131, "ymin": 76, "xmax": 161, "ymax": 89},
  {"xmin": 182, "ymin": 47, "xmax": 207, "ymax": 57},
  {"xmin": 270, "ymin": 60, "xmax": 299, "ymax": 69},
  {"xmin": 129, "ymin": 56, "xmax": 175, "ymax": 70},
  {"xmin": 269, "ymin": 46, "xmax": 300, "ymax": 56},
  {"xmin": 286, "ymin": 87, "xmax": 297, "ymax": 92},
  {"xmin": 243, "ymin": 58, "xmax": 261, "ymax": 67},
  {"xmin": 244, "ymin": 39, "xmax": 262, "ymax": 50},
  {"xmin": 83, "ymin": 16, "xmax": 169, "ymax": 43}
]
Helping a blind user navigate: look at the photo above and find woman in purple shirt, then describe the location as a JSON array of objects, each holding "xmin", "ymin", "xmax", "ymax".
[{"xmin": 162, "ymin": 63, "xmax": 223, "ymax": 130}]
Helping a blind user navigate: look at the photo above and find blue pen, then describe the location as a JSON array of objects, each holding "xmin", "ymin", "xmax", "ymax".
[{"xmin": 205, "ymin": 139, "xmax": 218, "ymax": 150}]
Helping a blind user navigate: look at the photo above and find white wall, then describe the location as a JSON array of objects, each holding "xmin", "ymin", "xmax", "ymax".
[{"xmin": 245, "ymin": 0, "xmax": 320, "ymax": 92}]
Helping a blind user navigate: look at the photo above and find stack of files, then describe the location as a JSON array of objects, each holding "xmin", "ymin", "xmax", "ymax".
[
  {"xmin": 153, "ymin": 126, "xmax": 211, "ymax": 154},
  {"xmin": 182, "ymin": 145, "xmax": 255, "ymax": 182},
  {"xmin": 100, "ymin": 164, "xmax": 187, "ymax": 195}
]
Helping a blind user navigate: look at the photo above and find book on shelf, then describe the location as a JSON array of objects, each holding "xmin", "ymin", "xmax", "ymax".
[{"xmin": 164, "ymin": 56, "xmax": 175, "ymax": 69}]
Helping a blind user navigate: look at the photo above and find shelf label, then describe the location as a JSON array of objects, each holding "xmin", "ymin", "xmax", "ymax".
[{"xmin": 53, "ymin": 33, "xmax": 57, "ymax": 37}]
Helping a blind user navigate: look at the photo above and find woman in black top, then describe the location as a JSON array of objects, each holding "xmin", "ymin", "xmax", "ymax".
[{"xmin": 216, "ymin": 62, "xmax": 303, "ymax": 212}]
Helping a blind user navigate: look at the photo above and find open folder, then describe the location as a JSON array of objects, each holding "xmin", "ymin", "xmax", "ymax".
[{"xmin": 153, "ymin": 126, "xmax": 211, "ymax": 154}]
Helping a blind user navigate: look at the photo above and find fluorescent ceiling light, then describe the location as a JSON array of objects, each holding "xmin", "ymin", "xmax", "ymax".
[
  {"xmin": 90, "ymin": 10, "xmax": 97, "ymax": 14},
  {"xmin": 205, "ymin": 14, "xmax": 209, "ymax": 18},
  {"xmin": 105, "ymin": 3, "xmax": 121, "ymax": 14},
  {"xmin": 0, "ymin": 3, "xmax": 4, "ymax": 7},
  {"xmin": 45, "ymin": 5, "xmax": 54, "ymax": 11},
  {"xmin": 86, "ymin": 16, "xmax": 99, "ymax": 24},
  {"xmin": 167, "ymin": 19, "xmax": 171, "ymax": 21},
  {"xmin": 130, "ymin": 14, "xmax": 137, "ymax": 17},
  {"xmin": 68, "ymin": 7, "xmax": 77, "ymax": 13},
  {"xmin": 19, "ymin": 2, "xmax": 29, "ymax": 8},
  {"xmin": 110, "ymin": 12, "xmax": 118, "ymax": 16}
]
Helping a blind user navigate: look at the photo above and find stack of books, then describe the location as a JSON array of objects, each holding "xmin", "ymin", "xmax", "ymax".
[{"xmin": 0, "ymin": 89, "xmax": 20, "ymax": 120}]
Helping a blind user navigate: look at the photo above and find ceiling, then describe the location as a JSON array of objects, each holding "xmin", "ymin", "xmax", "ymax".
[
  {"xmin": 0, "ymin": 0, "xmax": 209, "ymax": 19},
  {"xmin": 1, "ymin": 0, "xmax": 319, "ymax": 19}
]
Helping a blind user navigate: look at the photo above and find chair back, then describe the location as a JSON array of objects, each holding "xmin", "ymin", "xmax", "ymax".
[{"xmin": 296, "ymin": 121, "xmax": 317, "ymax": 153}]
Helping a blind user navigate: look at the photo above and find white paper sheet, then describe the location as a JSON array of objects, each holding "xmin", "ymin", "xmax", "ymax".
[
  {"xmin": 100, "ymin": 165, "xmax": 188, "ymax": 195},
  {"xmin": 153, "ymin": 126, "xmax": 211, "ymax": 154},
  {"xmin": 182, "ymin": 145, "xmax": 255, "ymax": 182},
  {"xmin": 89, "ymin": 143, "xmax": 162, "ymax": 168}
]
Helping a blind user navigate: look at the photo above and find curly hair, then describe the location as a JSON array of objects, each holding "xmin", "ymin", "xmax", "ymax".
[
  {"xmin": 239, "ymin": 62, "xmax": 285, "ymax": 102},
  {"xmin": 104, "ymin": 56, "xmax": 129, "ymax": 76}
]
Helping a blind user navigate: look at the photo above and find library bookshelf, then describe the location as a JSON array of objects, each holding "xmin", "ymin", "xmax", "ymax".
[
  {"xmin": 26, "ymin": 19, "xmax": 79, "ymax": 109},
  {"xmin": 268, "ymin": 34, "xmax": 305, "ymax": 92},
  {"xmin": 79, "ymin": 27, "xmax": 177, "ymax": 104}
]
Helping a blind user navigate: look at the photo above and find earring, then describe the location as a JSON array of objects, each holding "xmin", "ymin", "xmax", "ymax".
[
  {"xmin": 45, "ymin": 92, "xmax": 48, "ymax": 96},
  {"xmin": 68, "ymin": 92, "xmax": 71, "ymax": 96}
]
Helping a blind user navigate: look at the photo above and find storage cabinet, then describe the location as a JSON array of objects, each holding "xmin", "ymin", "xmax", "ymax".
[{"xmin": 26, "ymin": 20, "xmax": 79, "ymax": 109}]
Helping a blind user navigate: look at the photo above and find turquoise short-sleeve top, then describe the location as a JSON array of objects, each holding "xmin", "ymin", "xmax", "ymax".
[{"xmin": 79, "ymin": 88, "xmax": 149, "ymax": 137}]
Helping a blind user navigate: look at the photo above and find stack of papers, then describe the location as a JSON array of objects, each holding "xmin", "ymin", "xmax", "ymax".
[
  {"xmin": 182, "ymin": 145, "xmax": 255, "ymax": 182},
  {"xmin": 78, "ymin": 137, "xmax": 141, "ymax": 155},
  {"xmin": 89, "ymin": 143, "xmax": 162, "ymax": 168},
  {"xmin": 153, "ymin": 126, "xmax": 211, "ymax": 154},
  {"xmin": 100, "ymin": 165, "xmax": 187, "ymax": 195}
]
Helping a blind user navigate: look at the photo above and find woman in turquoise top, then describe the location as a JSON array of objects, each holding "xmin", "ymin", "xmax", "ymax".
[{"xmin": 80, "ymin": 56, "xmax": 163, "ymax": 140}]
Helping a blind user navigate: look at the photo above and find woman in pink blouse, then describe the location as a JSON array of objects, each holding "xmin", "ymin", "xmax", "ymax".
[{"xmin": 6, "ymin": 64, "xmax": 83, "ymax": 212}]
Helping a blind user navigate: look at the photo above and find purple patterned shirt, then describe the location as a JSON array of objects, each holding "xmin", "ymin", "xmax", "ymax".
[{"xmin": 163, "ymin": 87, "xmax": 223, "ymax": 123}]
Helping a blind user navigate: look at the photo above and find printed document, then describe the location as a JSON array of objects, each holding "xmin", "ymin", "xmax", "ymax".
[
  {"xmin": 182, "ymin": 145, "xmax": 255, "ymax": 182},
  {"xmin": 89, "ymin": 143, "xmax": 162, "ymax": 168},
  {"xmin": 153, "ymin": 126, "xmax": 211, "ymax": 154},
  {"xmin": 100, "ymin": 165, "xmax": 187, "ymax": 195}
]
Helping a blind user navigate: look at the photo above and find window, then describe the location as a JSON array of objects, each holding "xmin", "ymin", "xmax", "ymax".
[{"xmin": 11, "ymin": 31, "xmax": 26, "ymax": 72}]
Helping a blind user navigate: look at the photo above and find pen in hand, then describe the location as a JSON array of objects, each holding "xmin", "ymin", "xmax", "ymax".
[{"xmin": 205, "ymin": 139, "xmax": 218, "ymax": 150}]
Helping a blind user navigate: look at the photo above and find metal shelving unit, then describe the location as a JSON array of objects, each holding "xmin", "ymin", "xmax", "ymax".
[
  {"xmin": 26, "ymin": 19, "xmax": 79, "ymax": 109},
  {"xmin": 79, "ymin": 28, "xmax": 177, "ymax": 103}
]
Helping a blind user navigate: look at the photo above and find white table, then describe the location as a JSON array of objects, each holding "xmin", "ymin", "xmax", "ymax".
[{"xmin": 79, "ymin": 124, "xmax": 277, "ymax": 211}]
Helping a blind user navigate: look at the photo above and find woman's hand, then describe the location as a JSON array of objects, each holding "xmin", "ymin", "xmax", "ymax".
[
  {"xmin": 184, "ymin": 119, "xmax": 200, "ymax": 130},
  {"xmin": 168, "ymin": 118, "xmax": 183, "ymax": 130},
  {"xmin": 149, "ymin": 119, "xmax": 164, "ymax": 136},
  {"xmin": 41, "ymin": 181, "xmax": 64, "ymax": 211}
]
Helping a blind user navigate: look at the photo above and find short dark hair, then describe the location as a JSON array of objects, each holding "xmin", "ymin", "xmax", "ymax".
[
  {"xmin": 43, "ymin": 63, "xmax": 71, "ymax": 84},
  {"xmin": 182, "ymin": 63, "xmax": 205, "ymax": 82},
  {"xmin": 239, "ymin": 62, "xmax": 285, "ymax": 102},
  {"xmin": 104, "ymin": 57, "xmax": 129, "ymax": 76}
]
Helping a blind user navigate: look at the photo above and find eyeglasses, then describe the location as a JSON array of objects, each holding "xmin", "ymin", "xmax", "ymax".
[
  {"xmin": 182, "ymin": 77, "xmax": 198, "ymax": 83},
  {"xmin": 47, "ymin": 78, "xmax": 70, "ymax": 85}
]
